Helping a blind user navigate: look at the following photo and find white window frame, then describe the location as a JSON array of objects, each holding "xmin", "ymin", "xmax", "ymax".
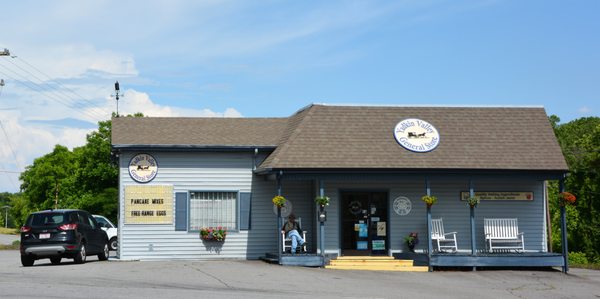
[{"xmin": 188, "ymin": 191, "xmax": 239, "ymax": 231}]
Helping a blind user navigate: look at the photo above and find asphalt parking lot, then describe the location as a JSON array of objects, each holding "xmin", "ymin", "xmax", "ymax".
[{"xmin": 1, "ymin": 250, "xmax": 599, "ymax": 299}]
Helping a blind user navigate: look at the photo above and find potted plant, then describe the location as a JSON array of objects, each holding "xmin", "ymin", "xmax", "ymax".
[
  {"xmin": 200, "ymin": 226, "xmax": 227, "ymax": 241},
  {"xmin": 404, "ymin": 232, "xmax": 418, "ymax": 252},
  {"xmin": 272, "ymin": 195, "xmax": 286, "ymax": 208},
  {"xmin": 559, "ymin": 192, "xmax": 576, "ymax": 206},
  {"xmin": 315, "ymin": 195, "xmax": 330, "ymax": 208},
  {"xmin": 421, "ymin": 195, "xmax": 437, "ymax": 207},
  {"xmin": 466, "ymin": 196, "xmax": 480, "ymax": 208}
]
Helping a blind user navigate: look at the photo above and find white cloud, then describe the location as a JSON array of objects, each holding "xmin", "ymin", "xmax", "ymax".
[
  {"xmin": 10, "ymin": 44, "xmax": 139, "ymax": 80},
  {"xmin": 578, "ymin": 106, "xmax": 591, "ymax": 114},
  {"xmin": 0, "ymin": 81, "xmax": 242, "ymax": 193},
  {"xmin": 119, "ymin": 89, "xmax": 242, "ymax": 117}
]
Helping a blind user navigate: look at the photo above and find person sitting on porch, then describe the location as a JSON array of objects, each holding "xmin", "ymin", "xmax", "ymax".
[{"xmin": 281, "ymin": 213, "xmax": 305, "ymax": 253}]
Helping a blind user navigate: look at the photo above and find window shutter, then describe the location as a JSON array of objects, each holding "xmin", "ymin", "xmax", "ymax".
[
  {"xmin": 175, "ymin": 192, "xmax": 188, "ymax": 231},
  {"xmin": 239, "ymin": 192, "xmax": 251, "ymax": 230}
]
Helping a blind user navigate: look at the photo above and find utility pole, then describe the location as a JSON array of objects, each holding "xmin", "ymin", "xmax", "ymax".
[{"xmin": 2, "ymin": 206, "xmax": 10, "ymax": 228}]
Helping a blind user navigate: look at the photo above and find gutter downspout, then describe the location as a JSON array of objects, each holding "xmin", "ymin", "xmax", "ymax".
[{"xmin": 252, "ymin": 148, "xmax": 258, "ymax": 171}]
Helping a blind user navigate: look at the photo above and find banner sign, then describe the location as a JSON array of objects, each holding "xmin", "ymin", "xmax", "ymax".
[
  {"xmin": 460, "ymin": 191, "xmax": 533, "ymax": 201},
  {"xmin": 125, "ymin": 185, "xmax": 173, "ymax": 224}
]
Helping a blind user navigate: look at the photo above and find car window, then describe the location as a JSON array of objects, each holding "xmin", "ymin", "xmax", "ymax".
[
  {"xmin": 86, "ymin": 215, "xmax": 97, "ymax": 229},
  {"xmin": 29, "ymin": 213, "xmax": 66, "ymax": 226},
  {"xmin": 69, "ymin": 213, "xmax": 78, "ymax": 223},
  {"xmin": 77, "ymin": 212, "xmax": 88, "ymax": 226},
  {"xmin": 94, "ymin": 217, "xmax": 112, "ymax": 228}
]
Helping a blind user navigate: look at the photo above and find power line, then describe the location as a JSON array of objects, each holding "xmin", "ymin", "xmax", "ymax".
[
  {"xmin": 0, "ymin": 120, "xmax": 22, "ymax": 171},
  {"xmin": 0, "ymin": 170, "xmax": 21, "ymax": 174},
  {"xmin": 14, "ymin": 56, "xmax": 114, "ymax": 117},
  {"xmin": 0, "ymin": 78, "xmax": 20, "ymax": 190},
  {"xmin": 0, "ymin": 60, "xmax": 107, "ymax": 121},
  {"xmin": 0, "ymin": 65, "xmax": 105, "ymax": 122}
]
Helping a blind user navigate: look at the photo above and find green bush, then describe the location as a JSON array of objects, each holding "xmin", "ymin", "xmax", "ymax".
[{"xmin": 569, "ymin": 252, "xmax": 589, "ymax": 265}]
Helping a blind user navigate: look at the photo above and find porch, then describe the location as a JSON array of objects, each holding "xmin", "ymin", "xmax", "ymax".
[
  {"xmin": 394, "ymin": 251, "xmax": 565, "ymax": 269},
  {"xmin": 261, "ymin": 252, "xmax": 325, "ymax": 267},
  {"xmin": 263, "ymin": 251, "xmax": 564, "ymax": 269}
]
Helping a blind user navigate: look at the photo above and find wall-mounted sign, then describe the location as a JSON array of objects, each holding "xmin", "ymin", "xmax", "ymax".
[
  {"xmin": 377, "ymin": 222, "xmax": 386, "ymax": 236},
  {"xmin": 372, "ymin": 240, "xmax": 385, "ymax": 250},
  {"xmin": 393, "ymin": 118, "xmax": 440, "ymax": 152},
  {"xmin": 393, "ymin": 196, "xmax": 412, "ymax": 216},
  {"xmin": 357, "ymin": 241, "xmax": 368, "ymax": 250},
  {"xmin": 128, "ymin": 153, "xmax": 158, "ymax": 183},
  {"xmin": 125, "ymin": 185, "xmax": 173, "ymax": 224},
  {"xmin": 460, "ymin": 191, "xmax": 534, "ymax": 201}
]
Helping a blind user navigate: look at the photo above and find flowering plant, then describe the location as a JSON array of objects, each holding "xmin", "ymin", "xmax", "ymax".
[
  {"xmin": 200, "ymin": 226, "xmax": 227, "ymax": 241},
  {"xmin": 466, "ymin": 196, "xmax": 480, "ymax": 207},
  {"xmin": 421, "ymin": 195, "xmax": 437, "ymax": 206},
  {"xmin": 272, "ymin": 195, "xmax": 286, "ymax": 208},
  {"xmin": 559, "ymin": 192, "xmax": 576, "ymax": 206},
  {"xmin": 315, "ymin": 195, "xmax": 330, "ymax": 207},
  {"xmin": 404, "ymin": 232, "xmax": 418, "ymax": 252}
]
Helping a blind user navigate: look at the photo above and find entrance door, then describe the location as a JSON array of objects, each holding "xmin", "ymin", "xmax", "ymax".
[{"xmin": 341, "ymin": 191, "xmax": 388, "ymax": 256}]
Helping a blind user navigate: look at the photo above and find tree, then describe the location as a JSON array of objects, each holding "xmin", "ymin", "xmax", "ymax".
[
  {"xmin": 19, "ymin": 145, "xmax": 77, "ymax": 211},
  {"xmin": 13, "ymin": 114, "xmax": 143, "ymax": 226},
  {"xmin": 549, "ymin": 115, "xmax": 600, "ymax": 263}
]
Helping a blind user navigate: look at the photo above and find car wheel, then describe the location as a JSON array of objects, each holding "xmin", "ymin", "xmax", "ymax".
[
  {"xmin": 74, "ymin": 243, "xmax": 87, "ymax": 264},
  {"xmin": 109, "ymin": 237, "xmax": 118, "ymax": 251},
  {"xmin": 98, "ymin": 243, "xmax": 109, "ymax": 261},
  {"xmin": 21, "ymin": 255, "xmax": 34, "ymax": 267},
  {"xmin": 50, "ymin": 257, "xmax": 61, "ymax": 265}
]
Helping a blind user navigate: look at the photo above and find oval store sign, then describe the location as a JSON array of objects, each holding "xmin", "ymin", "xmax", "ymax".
[
  {"xmin": 128, "ymin": 153, "xmax": 158, "ymax": 183},
  {"xmin": 393, "ymin": 118, "xmax": 440, "ymax": 152}
]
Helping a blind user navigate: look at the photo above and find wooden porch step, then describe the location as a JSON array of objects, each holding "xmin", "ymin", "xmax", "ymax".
[{"xmin": 325, "ymin": 256, "xmax": 428, "ymax": 272}]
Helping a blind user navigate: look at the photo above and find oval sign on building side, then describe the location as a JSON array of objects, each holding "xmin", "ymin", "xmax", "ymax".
[
  {"xmin": 393, "ymin": 118, "xmax": 440, "ymax": 152},
  {"xmin": 128, "ymin": 153, "xmax": 158, "ymax": 183}
]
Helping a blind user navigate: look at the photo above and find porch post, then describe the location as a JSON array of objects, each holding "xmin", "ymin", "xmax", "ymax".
[
  {"xmin": 469, "ymin": 179, "xmax": 476, "ymax": 272},
  {"xmin": 319, "ymin": 179, "xmax": 325, "ymax": 258},
  {"xmin": 559, "ymin": 179, "xmax": 569, "ymax": 273},
  {"xmin": 277, "ymin": 172, "xmax": 283, "ymax": 264},
  {"xmin": 469, "ymin": 180, "xmax": 476, "ymax": 255},
  {"xmin": 426, "ymin": 178, "xmax": 432, "ymax": 272}
]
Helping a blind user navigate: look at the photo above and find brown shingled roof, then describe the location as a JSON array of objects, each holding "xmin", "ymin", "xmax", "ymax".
[
  {"xmin": 111, "ymin": 104, "xmax": 568, "ymax": 172},
  {"xmin": 112, "ymin": 117, "xmax": 288, "ymax": 147},
  {"xmin": 257, "ymin": 104, "xmax": 568, "ymax": 171}
]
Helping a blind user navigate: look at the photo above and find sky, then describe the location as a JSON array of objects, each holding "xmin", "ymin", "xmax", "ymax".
[{"xmin": 0, "ymin": 0, "xmax": 598, "ymax": 193}]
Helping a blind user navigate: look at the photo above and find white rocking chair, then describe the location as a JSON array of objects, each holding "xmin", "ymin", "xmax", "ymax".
[
  {"xmin": 431, "ymin": 218, "xmax": 458, "ymax": 252},
  {"xmin": 281, "ymin": 218, "xmax": 307, "ymax": 253}
]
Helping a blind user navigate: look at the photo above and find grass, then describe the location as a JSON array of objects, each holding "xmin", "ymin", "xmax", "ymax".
[
  {"xmin": 571, "ymin": 263, "xmax": 600, "ymax": 270},
  {"xmin": 0, "ymin": 240, "xmax": 19, "ymax": 250},
  {"xmin": 0, "ymin": 227, "xmax": 18, "ymax": 235}
]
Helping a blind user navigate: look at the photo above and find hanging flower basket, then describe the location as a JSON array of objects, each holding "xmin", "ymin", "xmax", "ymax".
[
  {"xmin": 200, "ymin": 227, "xmax": 227, "ymax": 241},
  {"xmin": 466, "ymin": 196, "xmax": 480, "ymax": 208},
  {"xmin": 315, "ymin": 195, "xmax": 330, "ymax": 207},
  {"xmin": 559, "ymin": 192, "xmax": 576, "ymax": 206},
  {"xmin": 272, "ymin": 195, "xmax": 286, "ymax": 208},
  {"xmin": 421, "ymin": 195, "xmax": 437, "ymax": 207}
]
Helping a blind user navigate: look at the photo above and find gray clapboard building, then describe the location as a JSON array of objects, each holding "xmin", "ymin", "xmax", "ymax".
[{"xmin": 112, "ymin": 104, "xmax": 568, "ymax": 268}]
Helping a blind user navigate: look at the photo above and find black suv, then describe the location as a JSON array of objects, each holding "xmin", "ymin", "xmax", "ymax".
[{"xmin": 20, "ymin": 209, "xmax": 109, "ymax": 266}]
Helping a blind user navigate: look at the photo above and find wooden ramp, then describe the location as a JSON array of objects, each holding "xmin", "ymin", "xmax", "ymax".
[{"xmin": 326, "ymin": 256, "xmax": 428, "ymax": 272}]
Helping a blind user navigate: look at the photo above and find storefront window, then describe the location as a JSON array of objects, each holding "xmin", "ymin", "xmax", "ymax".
[{"xmin": 189, "ymin": 191, "xmax": 237, "ymax": 230}]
